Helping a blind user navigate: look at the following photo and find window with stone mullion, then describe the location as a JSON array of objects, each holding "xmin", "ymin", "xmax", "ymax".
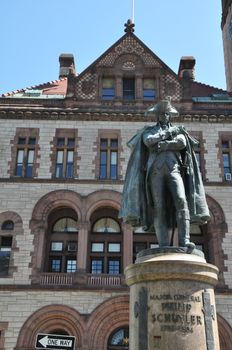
[
  {"xmin": 99, "ymin": 138, "xmax": 118, "ymax": 180},
  {"xmin": 55, "ymin": 137, "xmax": 74, "ymax": 179},
  {"xmin": 89, "ymin": 217, "xmax": 122, "ymax": 274},
  {"xmin": 222, "ymin": 139, "xmax": 232, "ymax": 181},
  {"xmin": 15, "ymin": 137, "xmax": 36, "ymax": 177}
]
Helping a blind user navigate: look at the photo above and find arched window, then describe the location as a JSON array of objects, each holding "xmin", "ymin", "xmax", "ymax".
[
  {"xmin": 108, "ymin": 327, "xmax": 129, "ymax": 349},
  {"xmin": 45, "ymin": 208, "xmax": 78, "ymax": 273},
  {"xmin": 53, "ymin": 217, "xmax": 78, "ymax": 232},
  {"xmin": 1, "ymin": 220, "xmax": 14, "ymax": 230},
  {"xmin": 89, "ymin": 208, "xmax": 122, "ymax": 275},
  {"xmin": 93, "ymin": 218, "xmax": 120, "ymax": 233},
  {"xmin": 0, "ymin": 220, "xmax": 14, "ymax": 277}
]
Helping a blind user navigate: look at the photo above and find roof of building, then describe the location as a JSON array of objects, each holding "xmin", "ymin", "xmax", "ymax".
[
  {"xmin": 0, "ymin": 20, "xmax": 229, "ymax": 102},
  {"xmin": 190, "ymin": 81, "xmax": 228, "ymax": 97},
  {"xmin": 1, "ymin": 78, "xmax": 67, "ymax": 98}
]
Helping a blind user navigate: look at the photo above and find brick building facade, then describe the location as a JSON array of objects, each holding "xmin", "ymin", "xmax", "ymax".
[{"xmin": 0, "ymin": 15, "xmax": 232, "ymax": 349}]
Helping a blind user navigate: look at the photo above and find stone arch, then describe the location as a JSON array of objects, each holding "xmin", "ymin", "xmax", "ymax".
[
  {"xmin": 217, "ymin": 313, "xmax": 232, "ymax": 350},
  {"xmin": 15, "ymin": 304, "xmax": 85, "ymax": 350},
  {"xmin": 29, "ymin": 190, "xmax": 83, "ymax": 276},
  {"xmin": 85, "ymin": 190, "xmax": 121, "ymax": 222},
  {"xmin": 0, "ymin": 211, "xmax": 23, "ymax": 229},
  {"xmin": 31, "ymin": 190, "xmax": 83, "ymax": 222},
  {"xmin": 114, "ymin": 52, "xmax": 145, "ymax": 71},
  {"xmin": 206, "ymin": 195, "xmax": 228, "ymax": 289},
  {"xmin": 86, "ymin": 295, "xmax": 129, "ymax": 350},
  {"xmin": 206, "ymin": 195, "xmax": 226, "ymax": 227}
]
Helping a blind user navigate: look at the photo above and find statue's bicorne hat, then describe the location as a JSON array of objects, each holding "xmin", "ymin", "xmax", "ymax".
[{"xmin": 145, "ymin": 97, "xmax": 179, "ymax": 119}]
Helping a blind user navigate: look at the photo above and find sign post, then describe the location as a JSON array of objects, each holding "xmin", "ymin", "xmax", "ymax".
[{"xmin": 35, "ymin": 334, "xmax": 76, "ymax": 350}]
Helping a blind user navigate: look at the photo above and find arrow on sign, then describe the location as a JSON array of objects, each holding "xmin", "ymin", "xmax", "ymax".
[
  {"xmin": 38, "ymin": 335, "xmax": 73, "ymax": 348},
  {"xmin": 39, "ymin": 336, "xmax": 48, "ymax": 348}
]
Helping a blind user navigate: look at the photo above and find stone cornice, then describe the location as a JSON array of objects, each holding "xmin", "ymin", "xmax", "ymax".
[
  {"xmin": 0, "ymin": 178, "xmax": 231, "ymax": 187},
  {"xmin": 0, "ymin": 178, "xmax": 124, "ymax": 185},
  {"xmin": 0, "ymin": 108, "xmax": 232, "ymax": 123}
]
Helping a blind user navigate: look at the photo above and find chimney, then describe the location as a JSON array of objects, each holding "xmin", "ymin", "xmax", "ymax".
[
  {"xmin": 178, "ymin": 56, "xmax": 196, "ymax": 81},
  {"xmin": 59, "ymin": 54, "xmax": 76, "ymax": 78}
]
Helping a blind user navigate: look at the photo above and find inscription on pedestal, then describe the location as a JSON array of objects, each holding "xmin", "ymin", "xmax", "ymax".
[{"xmin": 150, "ymin": 293, "xmax": 203, "ymax": 334}]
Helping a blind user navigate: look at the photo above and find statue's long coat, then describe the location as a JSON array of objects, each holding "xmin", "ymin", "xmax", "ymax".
[{"xmin": 119, "ymin": 125, "xmax": 210, "ymax": 230}]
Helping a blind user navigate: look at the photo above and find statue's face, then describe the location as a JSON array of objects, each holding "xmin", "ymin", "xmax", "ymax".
[{"xmin": 159, "ymin": 112, "xmax": 170, "ymax": 124}]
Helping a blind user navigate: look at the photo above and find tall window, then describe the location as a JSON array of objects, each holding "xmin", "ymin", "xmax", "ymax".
[
  {"xmin": 0, "ymin": 234, "xmax": 12, "ymax": 276},
  {"xmin": 46, "ymin": 209, "xmax": 78, "ymax": 273},
  {"xmin": 221, "ymin": 140, "xmax": 232, "ymax": 181},
  {"xmin": 15, "ymin": 137, "xmax": 37, "ymax": 177},
  {"xmin": 143, "ymin": 78, "xmax": 155, "ymax": 100},
  {"xmin": 55, "ymin": 137, "xmax": 75, "ymax": 178},
  {"xmin": 100, "ymin": 138, "xmax": 118, "ymax": 180},
  {"xmin": 89, "ymin": 212, "xmax": 122, "ymax": 275},
  {"xmin": 102, "ymin": 78, "xmax": 115, "ymax": 100},
  {"xmin": 123, "ymin": 78, "xmax": 135, "ymax": 100}
]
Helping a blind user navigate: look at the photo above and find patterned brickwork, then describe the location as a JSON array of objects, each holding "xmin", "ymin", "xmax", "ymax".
[
  {"xmin": 75, "ymin": 72, "xmax": 97, "ymax": 100},
  {"xmin": 161, "ymin": 73, "xmax": 183, "ymax": 101},
  {"xmin": 97, "ymin": 35, "xmax": 161, "ymax": 68}
]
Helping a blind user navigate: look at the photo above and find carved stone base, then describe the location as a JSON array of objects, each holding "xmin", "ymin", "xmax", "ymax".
[{"xmin": 125, "ymin": 248, "xmax": 220, "ymax": 350}]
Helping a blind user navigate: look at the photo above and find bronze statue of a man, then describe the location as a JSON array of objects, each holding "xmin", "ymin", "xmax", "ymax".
[{"xmin": 119, "ymin": 98, "xmax": 210, "ymax": 248}]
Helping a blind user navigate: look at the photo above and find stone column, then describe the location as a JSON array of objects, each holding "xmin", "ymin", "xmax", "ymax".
[
  {"xmin": 115, "ymin": 75, "xmax": 122, "ymax": 99},
  {"xmin": 135, "ymin": 74, "xmax": 143, "ymax": 100},
  {"xmin": 77, "ymin": 221, "xmax": 90, "ymax": 272},
  {"xmin": 122, "ymin": 223, "xmax": 133, "ymax": 270},
  {"xmin": 125, "ymin": 248, "xmax": 220, "ymax": 350}
]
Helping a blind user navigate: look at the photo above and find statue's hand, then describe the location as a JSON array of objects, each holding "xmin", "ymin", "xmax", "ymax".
[
  {"xmin": 178, "ymin": 125, "xmax": 186, "ymax": 133},
  {"xmin": 157, "ymin": 141, "xmax": 168, "ymax": 152},
  {"xmin": 169, "ymin": 126, "xmax": 185, "ymax": 137},
  {"xmin": 168, "ymin": 126, "xmax": 179, "ymax": 137}
]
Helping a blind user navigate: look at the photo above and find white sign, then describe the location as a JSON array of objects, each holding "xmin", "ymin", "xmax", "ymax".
[{"xmin": 36, "ymin": 333, "xmax": 75, "ymax": 350}]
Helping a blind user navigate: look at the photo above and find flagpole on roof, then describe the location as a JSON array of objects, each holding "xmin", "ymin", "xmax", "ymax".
[{"xmin": 132, "ymin": 0, "xmax": 135, "ymax": 23}]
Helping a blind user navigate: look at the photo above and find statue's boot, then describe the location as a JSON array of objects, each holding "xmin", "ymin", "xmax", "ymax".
[
  {"xmin": 177, "ymin": 209, "xmax": 195, "ymax": 248},
  {"xmin": 154, "ymin": 210, "xmax": 170, "ymax": 247}
]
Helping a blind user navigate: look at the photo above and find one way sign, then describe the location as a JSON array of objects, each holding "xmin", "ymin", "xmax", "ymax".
[{"xmin": 36, "ymin": 333, "xmax": 76, "ymax": 350}]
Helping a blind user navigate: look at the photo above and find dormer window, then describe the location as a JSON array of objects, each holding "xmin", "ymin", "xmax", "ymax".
[
  {"xmin": 102, "ymin": 78, "xmax": 115, "ymax": 100},
  {"xmin": 143, "ymin": 78, "xmax": 155, "ymax": 100},
  {"xmin": 123, "ymin": 78, "xmax": 135, "ymax": 100}
]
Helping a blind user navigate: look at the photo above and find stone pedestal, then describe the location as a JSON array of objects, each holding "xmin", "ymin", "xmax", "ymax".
[{"xmin": 125, "ymin": 248, "xmax": 220, "ymax": 350}]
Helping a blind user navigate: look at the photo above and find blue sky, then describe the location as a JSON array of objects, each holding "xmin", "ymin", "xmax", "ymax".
[{"xmin": 0, "ymin": 0, "xmax": 226, "ymax": 94}]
